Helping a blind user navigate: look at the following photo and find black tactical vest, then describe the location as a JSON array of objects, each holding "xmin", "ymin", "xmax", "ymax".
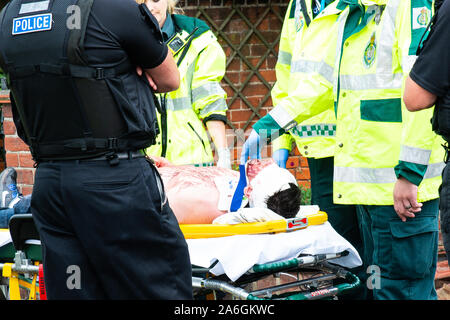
[
  {"xmin": 0, "ymin": 0, "xmax": 160, "ymax": 161},
  {"xmin": 417, "ymin": 0, "xmax": 450, "ymax": 141}
]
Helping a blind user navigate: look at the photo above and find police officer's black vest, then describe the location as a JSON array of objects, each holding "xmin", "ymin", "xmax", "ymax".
[
  {"xmin": 417, "ymin": 0, "xmax": 450, "ymax": 141},
  {"xmin": 0, "ymin": 0, "xmax": 160, "ymax": 161}
]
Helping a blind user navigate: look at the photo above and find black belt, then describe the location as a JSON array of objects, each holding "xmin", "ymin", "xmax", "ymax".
[
  {"xmin": 40, "ymin": 150, "xmax": 145, "ymax": 164},
  {"xmin": 82, "ymin": 150, "xmax": 144, "ymax": 162}
]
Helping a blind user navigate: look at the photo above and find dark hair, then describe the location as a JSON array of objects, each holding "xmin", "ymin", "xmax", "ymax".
[{"xmin": 265, "ymin": 183, "xmax": 301, "ymax": 219}]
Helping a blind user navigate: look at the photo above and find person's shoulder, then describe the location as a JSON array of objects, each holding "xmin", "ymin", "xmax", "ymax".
[
  {"xmin": 441, "ymin": 0, "xmax": 450, "ymax": 17},
  {"xmin": 91, "ymin": 0, "xmax": 140, "ymax": 20},
  {"xmin": 172, "ymin": 14, "xmax": 210, "ymax": 37},
  {"xmin": 93, "ymin": 0, "xmax": 138, "ymax": 10}
]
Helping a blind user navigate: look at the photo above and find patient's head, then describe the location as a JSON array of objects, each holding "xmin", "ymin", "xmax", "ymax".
[
  {"xmin": 244, "ymin": 159, "xmax": 301, "ymax": 218},
  {"xmin": 265, "ymin": 183, "xmax": 301, "ymax": 219}
]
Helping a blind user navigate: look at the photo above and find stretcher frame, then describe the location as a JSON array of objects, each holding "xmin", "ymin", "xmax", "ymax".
[
  {"xmin": 186, "ymin": 211, "xmax": 361, "ymax": 300},
  {"xmin": 0, "ymin": 214, "xmax": 42, "ymax": 300},
  {"xmin": 0, "ymin": 213, "xmax": 361, "ymax": 300},
  {"xmin": 192, "ymin": 251, "xmax": 360, "ymax": 300}
]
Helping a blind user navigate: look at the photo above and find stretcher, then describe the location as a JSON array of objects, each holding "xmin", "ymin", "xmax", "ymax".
[
  {"xmin": 184, "ymin": 211, "xmax": 363, "ymax": 300},
  {"xmin": 0, "ymin": 214, "xmax": 43, "ymax": 300},
  {"xmin": 0, "ymin": 211, "xmax": 363, "ymax": 300}
]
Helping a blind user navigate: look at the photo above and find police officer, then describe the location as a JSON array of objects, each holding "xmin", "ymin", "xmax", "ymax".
[
  {"xmin": 403, "ymin": 0, "xmax": 450, "ymax": 270},
  {"xmin": 0, "ymin": 0, "xmax": 193, "ymax": 299}
]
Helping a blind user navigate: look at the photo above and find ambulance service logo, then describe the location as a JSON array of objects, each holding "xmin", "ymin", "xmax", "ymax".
[
  {"xmin": 295, "ymin": 15, "xmax": 305, "ymax": 32},
  {"xmin": 413, "ymin": 7, "xmax": 431, "ymax": 29},
  {"xmin": 363, "ymin": 33, "xmax": 377, "ymax": 68},
  {"xmin": 294, "ymin": 4, "xmax": 305, "ymax": 32}
]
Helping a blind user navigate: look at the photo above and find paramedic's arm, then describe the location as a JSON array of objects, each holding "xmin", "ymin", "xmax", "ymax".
[
  {"xmin": 206, "ymin": 120, "xmax": 227, "ymax": 150},
  {"xmin": 192, "ymin": 36, "xmax": 230, "ymax": 166},
  {"xmin": 393, "ymin": 0, "xmax": 432, "ymax": 222},
  {"xmin": 403, "ymin": 76, "xmax": 437, "ymax": 111},
  {"xmin": 395, "ymin": 1, "xmax": 450, "ymax": 221}
]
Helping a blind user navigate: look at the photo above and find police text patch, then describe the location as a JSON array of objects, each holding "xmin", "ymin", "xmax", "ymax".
[{"xmin": 12, "ymin": 13, "xmax": 52, "ymax": 35}]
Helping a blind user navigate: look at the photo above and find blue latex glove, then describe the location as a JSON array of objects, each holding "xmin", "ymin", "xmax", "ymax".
[
  {"xmin": 272, "ymin": 148, "xmax": 289, "ymax": 168},
  {"xmin": 240, "ymin": 129, "xmax": 261, "ymax": 164}
]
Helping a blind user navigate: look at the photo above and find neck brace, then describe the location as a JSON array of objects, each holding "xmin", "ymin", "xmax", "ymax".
[{"xmin": 248, "ymin": 164, "xmax": 298, "ymax": 209}]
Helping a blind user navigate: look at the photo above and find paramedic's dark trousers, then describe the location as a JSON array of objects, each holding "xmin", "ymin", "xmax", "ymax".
[
  {"xmin": 30, "ymin": 156, "xmax": 193, "ymax": 299},
  {"xmin": 357, "ymin": 200, "xmax": 439, "ymax": 300},
  {"xmin": 308, "ymin": 156, "xmax": 369, "ymax": 300}
]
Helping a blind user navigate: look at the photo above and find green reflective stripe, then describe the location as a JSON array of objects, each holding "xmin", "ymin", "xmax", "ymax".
[
  {"xmin": 291, "ymin": 123, "xmax": 336, "ymax": 138},
  {"xmin": 269, "ymin": 106, "xmax": 297, "ymax": 131},
  {"xmin": 199, "ymin": 98, "xmax": 227, "ymax": 117},
  {"xmin": 192, "ymin": 82, "xmax": 225, "ymax": 103},
  {"xmin": 278, "ymin": 50, "xmax": 292, "ymax": 66},
  {"xmin": 335, "ymin": 162, "xmax": 444, "ymax": 184},
  {"xmin": 424, "ymin": 162, "xmax": 445, "ymax": 179},
  {"xmin": 290, "ymin": 59, "xmax": 334, "ymax": 84},
  {"xmin": 166, "ymin": 97, "xmax": 191, "ymax": 111},
  {"xmin": 340, "ymin": 73, "xmax": 403, "ymax": 90},
  {"xmin": 400, "ymin": 145, "xmax": 431, "ymax": 165}
]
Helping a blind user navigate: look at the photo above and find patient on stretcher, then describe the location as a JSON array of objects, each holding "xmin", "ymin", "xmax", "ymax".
[
  {"xmin": 0, "ymin": 158, "xmax": 302, "ymax": 226},
  {"xmin": 153, "ymin": 157, "xmax": 301, "ymax": 224}
]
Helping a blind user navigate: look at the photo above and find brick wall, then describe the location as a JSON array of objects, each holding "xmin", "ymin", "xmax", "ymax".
[
  {"xmin": 0, "ymin": 0, "xmax": 311, "ymax": 196},
  {"xmin": 0, "ymin": 96, "xmax": 35, "ymax": 196}
]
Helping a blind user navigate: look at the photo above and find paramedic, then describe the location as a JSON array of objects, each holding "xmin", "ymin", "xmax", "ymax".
[
  {"xmin": 270, "ymin": 0, "xmax": 366, "ymax": 299},
  {"xmin": 242, "ymin": 0, "xmax": 443, "ymax": 300},
  {"xmin": 403, "ymin": 0, "xmax": 450, "ymax": 267},
  {"xmin": 140, "ymin": 0, "xmax": 231, "ymax": 168},
  {"xmin": 0, "ymin": 0, "xmax": 193, "ymax": 299}
]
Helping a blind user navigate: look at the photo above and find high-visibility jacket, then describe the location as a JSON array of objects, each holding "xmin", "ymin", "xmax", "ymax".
[
  {"xmin": 271, "ymin": 0, "xmax": 338, "ymax": 159},
  {"xmin": 256, "ymin": 0, "xmax": 444, "ymax": 205},
  {"xmin": 145, "ymin": 15, "xmax": 227, "ymax": 166}
]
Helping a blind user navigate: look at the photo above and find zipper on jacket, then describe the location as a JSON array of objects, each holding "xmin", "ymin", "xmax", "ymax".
[{"xmin": 187, "ymin": 122, "xmax": 208, "ymax": 154}]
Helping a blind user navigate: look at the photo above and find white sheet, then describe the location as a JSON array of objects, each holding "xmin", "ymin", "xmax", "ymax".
[
  {"xmin": 0, "ymin": 229, "xmax": 12, "ymax": 247},
  {"xmin": 187, "ymin": 221, "xmax": 362, "ymax": 282}
]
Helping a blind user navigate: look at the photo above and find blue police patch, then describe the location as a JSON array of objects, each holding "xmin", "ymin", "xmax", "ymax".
[{"xmin": 12, "ymin": 13, "xmax": 52, "ymax": 36}]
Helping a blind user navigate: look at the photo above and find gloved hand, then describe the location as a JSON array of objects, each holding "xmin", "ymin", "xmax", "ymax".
[
  {"xmin": 272, "ymin": 148, "xmax": 289, "ymax": 168},
  {"xmin": 240, "ymin": 129, "xmax": 261, "ymax": 164},
  {"xmin": 216, "ymin": 148, "xmax": 231, "ymax": 169}
]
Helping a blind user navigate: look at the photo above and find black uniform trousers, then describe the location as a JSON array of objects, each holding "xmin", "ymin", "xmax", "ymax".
[
  {"xmin": 439, "ymin": 162, "xmax": 450, "ymax": 267},
  {"xmin": 30, "ymin": 156, "xmax": 193, "ymax": 299}
]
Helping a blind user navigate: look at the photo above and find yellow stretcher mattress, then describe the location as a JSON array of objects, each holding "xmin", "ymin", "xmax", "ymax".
[{"xmin": 180, "ymin": 211, "xmax": 328, "ymax": 239}]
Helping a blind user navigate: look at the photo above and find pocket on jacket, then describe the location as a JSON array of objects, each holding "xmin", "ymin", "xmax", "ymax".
[{"xmin": 360, "ymin": 98, "xmax": 402, "ymax": 123}]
